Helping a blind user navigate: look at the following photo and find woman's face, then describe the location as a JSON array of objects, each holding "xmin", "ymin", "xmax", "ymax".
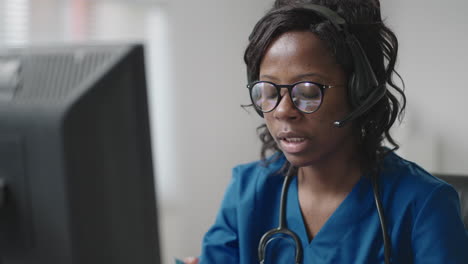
[{"xmin": 260, "ymin": 31, "xmax": 356, "ymax": 167}]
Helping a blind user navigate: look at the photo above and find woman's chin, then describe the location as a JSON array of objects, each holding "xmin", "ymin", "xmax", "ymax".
[{"xmin": 283, "ymin": 153, "xmax": 316, "ymax": 168}]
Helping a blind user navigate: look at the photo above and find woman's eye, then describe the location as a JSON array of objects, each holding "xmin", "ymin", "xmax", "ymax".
[
  {"xmin": 264, "ymin": 90, "xmax": 277, "ymax": 99},
  {"xmin": 296, "ymin": 86, "xmax": 320, "ymax": 100},
  {"xmin": 300, "ymin": 91, "xmax": 320, "ymax": 99}
]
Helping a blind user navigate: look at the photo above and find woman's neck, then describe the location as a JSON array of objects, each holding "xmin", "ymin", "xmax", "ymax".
[{"xmin": 297, "ymin": 147, "xmax": 362, "ymax": 197}]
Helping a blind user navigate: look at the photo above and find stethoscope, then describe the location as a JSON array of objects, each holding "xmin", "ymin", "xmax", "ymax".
[{"xmin": 257, "ymin": 165, "xmax": 392, "ymax": 264}]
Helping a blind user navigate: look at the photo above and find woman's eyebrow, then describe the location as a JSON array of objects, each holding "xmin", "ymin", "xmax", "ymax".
[
  {"xmin": 295, "ymin": 72, "xmax": 327, "ymax": 80},
  {"xmin": 259, "ymin": 74, "xmax": 280, "ymax": 81},
  {"xmin": 259, "ymin": 72, "xmax": 327, "ymax": 82}
]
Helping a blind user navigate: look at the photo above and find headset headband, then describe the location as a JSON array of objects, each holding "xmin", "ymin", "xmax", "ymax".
[{"xmin": 300, "ymin": 4, "xmax": 346, "ymax": 31}]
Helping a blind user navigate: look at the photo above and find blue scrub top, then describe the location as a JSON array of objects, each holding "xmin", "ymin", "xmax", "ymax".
[{"xmin": 199, "ymin": 152, "xmax": 468, "ymax": 263}]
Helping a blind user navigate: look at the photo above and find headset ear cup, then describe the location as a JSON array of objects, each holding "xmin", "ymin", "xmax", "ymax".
[{"xmin": 346, "ymin": 33, "xmax": 379, "ymax": 108}]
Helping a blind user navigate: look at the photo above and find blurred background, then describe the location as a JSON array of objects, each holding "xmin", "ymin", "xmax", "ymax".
[{"xmin": 0, "ymin": 0, "xmax": 467, "ymax": 263}]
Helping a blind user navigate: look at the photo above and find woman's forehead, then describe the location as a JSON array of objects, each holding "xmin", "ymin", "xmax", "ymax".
[
  {"xmin": 259, "ymin": 31, "xmax": 344, "ymax": 82},
  {"xmin": 262, "ymin": 31, "xmax": 334, "ymax": 64}
]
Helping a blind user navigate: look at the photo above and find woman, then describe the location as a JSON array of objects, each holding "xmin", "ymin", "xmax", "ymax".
[{"xmin": 185, "ymin": 0, "xmax": 468, "ymax": 263}]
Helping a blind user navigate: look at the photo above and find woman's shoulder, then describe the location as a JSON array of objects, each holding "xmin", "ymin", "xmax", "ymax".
[
  {"xmin": 382, "ymin": 151, "xmax": 448, "ymax": 191},
  {"xmin": 382, "ymin": 152, "xmax": 468, "ymax": 259},
  {"xmin": 381, "ymin": 151, "xmax": 459, "ymax": 213}
]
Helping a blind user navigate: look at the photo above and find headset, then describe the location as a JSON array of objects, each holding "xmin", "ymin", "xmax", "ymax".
[
  {"xmin": 299, "ymin": 4, "xmax": 386, "ymax": 127},
  {"xmin": 254, "ymin": 4, "xmax": 392, "ymax": 264},
  {"xmin": 249, "ymin": 4, "xmax": 387, "ymax": 127}
]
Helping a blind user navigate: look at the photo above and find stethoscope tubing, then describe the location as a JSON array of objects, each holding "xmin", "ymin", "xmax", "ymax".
[
  {"xmin": 257, "ymin": 166, "xmax": 392, "ymax": 264},
  {"xmin": 372, "ymin": 171, "xmax": 392, "ymax": 264},
  {"xmin": 258, "ymin": 166, "xmax": 302, "ymax": 264}
]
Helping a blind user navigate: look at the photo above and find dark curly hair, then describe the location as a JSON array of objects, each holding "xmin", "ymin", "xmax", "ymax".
[{"xmin": 244, "ymin": 0, "xmax": 406, "ymax": 174}]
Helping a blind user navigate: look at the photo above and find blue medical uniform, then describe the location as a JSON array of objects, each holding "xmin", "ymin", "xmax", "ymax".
[{"xmin": 199, "ymin": 152, "xmax": 468, "ymax": 263}]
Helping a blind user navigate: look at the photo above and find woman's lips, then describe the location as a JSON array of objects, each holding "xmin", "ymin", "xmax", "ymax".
[{"xmin": 278, "ymin": 136, "xmax": 308, "ymax": 154}]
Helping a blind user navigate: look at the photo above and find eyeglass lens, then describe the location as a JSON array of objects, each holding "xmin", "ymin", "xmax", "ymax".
[{"xmin": 250, "ymin": 82, "xmax": 323, "ymax": 113}]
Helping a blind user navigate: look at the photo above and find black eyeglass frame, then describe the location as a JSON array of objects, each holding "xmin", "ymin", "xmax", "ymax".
[{"xmin": 246, "ymin": 80, "xmax": 336, "ymax": 114}]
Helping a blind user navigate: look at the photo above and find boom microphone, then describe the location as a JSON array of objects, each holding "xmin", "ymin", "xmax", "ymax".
[{"xmin": 333, "ymin": 86, "xmax": 386, "ymax": 128}]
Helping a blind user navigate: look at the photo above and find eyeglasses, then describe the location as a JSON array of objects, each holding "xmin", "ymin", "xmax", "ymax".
[{"xmin": 246, "ymin": 81, "xmax": 337, "ymax": 114}]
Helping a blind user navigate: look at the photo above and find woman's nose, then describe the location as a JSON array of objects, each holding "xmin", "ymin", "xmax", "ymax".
[{"xmin": 273, "ymin": 89, "xmax": 300, "ymax": 120}]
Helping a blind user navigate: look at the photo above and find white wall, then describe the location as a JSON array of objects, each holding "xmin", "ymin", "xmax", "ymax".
[
  {"xmin": 380, "ymin": 0, "xmax": 468, "ymax": 174},
  {"xmin": 158, "ymin": 0, "xmax": 271, "ymax": 262}
]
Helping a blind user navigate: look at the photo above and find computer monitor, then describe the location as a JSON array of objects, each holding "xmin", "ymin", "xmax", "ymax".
[{"xmin": 0, "ymin": 44, "xmax": 161, "ymax": 264}]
